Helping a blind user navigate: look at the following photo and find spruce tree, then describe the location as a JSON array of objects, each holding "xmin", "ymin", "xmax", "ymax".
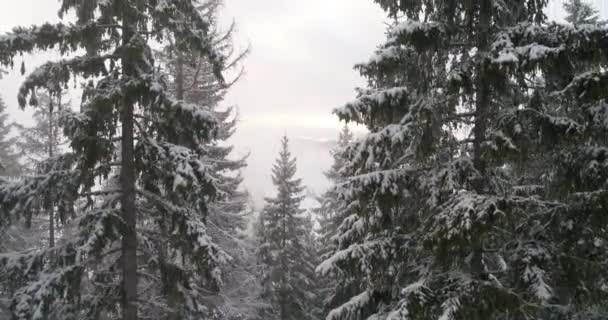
[
  {"xmin": 321, "ymin": 1, "xmax": 608, "ymax": 319},
  {"xmin": 564, "ymin": 0, "xmax": 603, "ymax": 26},
  {"xmin": 16, "ymin": 90, "xmax": 68, "ymax": 173},
  {"xmin": 257, "ymin": 136, "xmax": 318, "ymax": 320},
  {"xmin": 0, "ymin": 1, "xmax": 226, "ymax": 319},
  {"xmin": 154, "ymin": 1, "xmax": 257, "ymax": 317},
  {"xmin": 314, "ymin": 125, "xmax": 354, "ymax": 316},
  {"xmin": 14, "ymin": 90, "xmax": 70, "ymax": 249},
  {"xmin": 0, "ymin": 91, "xmax": 70, "ymax": 318},
  {"xmin": 0, "ymin": 96, "xmax": 21, "ymax": 176}
]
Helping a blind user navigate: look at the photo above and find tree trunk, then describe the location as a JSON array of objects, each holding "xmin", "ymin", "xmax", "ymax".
[
  {"xmin": 121, "ymin": 5, "xmax": 138, "ymax": 319},
  {"xmin": 48, "ymin": 92, "xmax": 55, "ymax": 248},
  {"xmin": 165, "ymin": 48, "xmax": 185, "ymax": 320},
  {"xmin": 176, "ymin": 51, "xmax": 185, "ymax": 101},
  {"xmin": 471, "ymin": 0, "xmax": 492, "ymax": 280}
]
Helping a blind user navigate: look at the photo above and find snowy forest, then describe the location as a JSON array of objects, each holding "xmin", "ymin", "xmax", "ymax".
[{"xmin": 1, "ymin": 0, "xmax": 608, "ymax": 319}]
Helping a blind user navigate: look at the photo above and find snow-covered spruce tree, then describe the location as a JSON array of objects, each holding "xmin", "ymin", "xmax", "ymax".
[
  {"xmin": 257, "ymin": 136, "xmax": 318, "ymax": 320},
  {"xmin": 13, "ymin": 90, "xmax": 71, "ymax": 250},
  {"xmin": 153, "ymin": 2, "xmax": 256, "ymax": 318},
  {"xmin": 0, "ymin": 96, "xmax": 21, "ymax": 176},
  {"xmin": 210, "ymin": 197, "xmax": 264, "ymax": 320},
  {"xmin": 16, "ymin": 90, "xmax": 68, "ymax": 173},
  {"xmin": 314, "ymin": 125, "xmax": 355, "ymax": 316},
  {"xmin": 564, "ymin": 0, "xmax": 603, "ymax": 26},
  {"xmin": 319, "ymin": 1, "xmax": 608, "ymax": 319},
  {"xmin": 0, "ymin": 90, "xmax": 71, "ymax": 318},
  {"xmin": 0, "ymin": 1, "xmax": 226, "ymax": 319}
]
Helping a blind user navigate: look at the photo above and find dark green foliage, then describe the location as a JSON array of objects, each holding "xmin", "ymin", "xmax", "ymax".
[
  {"xmin": 151, "ymin": 2, "xmax": 258, "ymax": 317},
  {"xmin": 0, "ymin": 1, "xmax": 226, "ymax": 319},
  {"xmin": 323, "ymin": 1, "xmax": 608, "ymax": 319}
]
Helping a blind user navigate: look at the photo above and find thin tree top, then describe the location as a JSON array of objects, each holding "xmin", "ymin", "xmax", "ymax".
[{"xmin": 272, "ymin": 135, "xmax": 299, "ymax": 183}]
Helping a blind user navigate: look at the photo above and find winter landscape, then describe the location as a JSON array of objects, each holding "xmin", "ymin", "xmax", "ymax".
[{"xmin": 1, "ymin": 0, "xmax": 608, "ymax": 319}]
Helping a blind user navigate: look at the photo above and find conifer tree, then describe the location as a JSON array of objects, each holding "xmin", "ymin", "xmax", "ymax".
[
  {"xmin": 0, "ymin": 96, "xmax": 20, "ymax": 176},
  {"xmin": 314, "ymin": 125, "xmax": 354, "ymax": 316},
  {"xmin": 0, "ymin": 1, "xmax": 226, "ymax": 319},
  {"xmin": 0, "ymin": 91, "xmax": 70, "ymax": 318},
  {"xmin": 16, "ymin": 91, "xmax": 68, "ymax": 173},
  {"xmin": 564, "ymin": 0, "xmax": 603, "ymax": 26},
  {"xmin": 320, "ymin": 1, "xmax": 608, "ymax": 319},
  {"xmin": 154, "ymin": 1, "xmax": 256, "ymax": 317},
  {"xmin": 257, "ymin": 136, "xmax": 318, "ymax": 320},
  {"xmin": 14, "ymin": 90, "xmax": 70, "ymax": 250}
]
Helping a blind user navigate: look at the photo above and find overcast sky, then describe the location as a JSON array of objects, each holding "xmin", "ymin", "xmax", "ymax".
[{"xmin": 1, "ymin": 1, "xmax": 607, "ymax": 205}]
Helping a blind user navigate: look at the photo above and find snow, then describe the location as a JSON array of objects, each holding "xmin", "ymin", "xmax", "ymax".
[
  {"xmin": 524, "ymin": 265, "xmax": 552, "ymax": 301},
  {"xmin": 492, "ymin": 37, "xmax": 564, "ymax": 65},
  {"xmin": 363, "ymin": 45, "xmax": 414, "ymax": 66},
  {"xmin": 594, "ymin": 237, "xmax": 603, "ymax": 247},
  {"xmin": 338, "ymin": 168, "xmax": 409, "ymax": 198},
  {"xmin": 316, "ymin": 239, "xmax": 389, "ymax": 276},
  {"xmin": 337, "ymin": 86, "xmax": 408, "ymax": 121},
  {"xmin": 438, "ymin": 297, "xmax": 460, "ymax": 320},
  {"xmin": 326, "ymin": 291, "xmax": 371, "ymax": 320},
  {"xmin": 390, "ymin": 20, "xmax": 445, "ymax": 40},
  {"xmin": 494, "ymin": 51, "xmax": 519, "ymax": 64},
  {"xmin": 431, "ymin": 191, "xmax": 505, "ymax": 241}
]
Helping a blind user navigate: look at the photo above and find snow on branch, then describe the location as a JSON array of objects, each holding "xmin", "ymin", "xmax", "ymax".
[
  {"xmin": 18, "ymin": 55, "xmax": 115, "ymax": 108},
  {"xmin": 326, "ymin": 290, "xmax": 372, "ymax": 320},
  {"xmin": 0, "ymin": 22, "xmax": 101, "ymax": 67},
  {"xmin": 150, "ymin": 0, "xmax": 225, "ymax": 82},
  {"xmin": 388, "ymin": 20, "xmax": 448, "ymax": 50},
  {"xmin": 335, "ymin": 87, "xmax": 409, "ymax": 123},
  {"xmin": 317, "ymin": 239, "xmax": 391, "ymax": 277},
  {"xmin": 492, "ymin": 22, "xmax": 608, "ymax": 67},
  {"xmin": 555, "ymin": 71, "xmax": 608, "ymax": 101},
  {"xmin": 427, "ymin": 191, "xmax": 505, "ymax": 244},
  {"xmin": 356, "ymin": 45, "xmax": 416, "ymax": 70},
  {"xmin": 386, "ymin": 280, "xmax": 432, "ymax": 320}
]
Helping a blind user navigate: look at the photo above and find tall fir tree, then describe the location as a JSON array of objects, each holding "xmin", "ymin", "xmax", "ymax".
[
  {"xmin": 0, "ymin": 96, "xmax": 21, "ymax": 176},
  {"xmin": 257, "ymin": 136, "xmax": 318, "ymax": 320},
  {"xmin": 320, "ymin": 1, "xmax": 608, "ymax": 320},
  {"xmin": 0, "ymin": 1, "xmax": 227, "ymax": 319},
  {"xmin": 155, "ymin": 1, "xmax": 256, "ymax": 317}
]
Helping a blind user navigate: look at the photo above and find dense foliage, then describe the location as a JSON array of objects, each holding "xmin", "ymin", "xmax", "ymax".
[
  {"xmin": 2, "ymin": 1, "xmax": 608, "ymax": 320},
  {"xmin": 0, "ymin": 1, "xmax": 227, "ymax": 319},
  {"xmin": 320, "ymin": 0, "xmax": 608, "ymax": 319}
]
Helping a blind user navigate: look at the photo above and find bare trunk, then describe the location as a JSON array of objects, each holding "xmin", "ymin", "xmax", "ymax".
[
  {"xmin": 48, "ymin": 93, "xmax": 55, "ymax": 248},
  {"xmin": 176, "ymin": 51, "xmax": 185, "ymax": 101},
  {"xmin": 121, "ymin": 6, "xmax": 138, "ymax": 320},
  {"xmin": 471, "ymin": 0, "xmax": 492, "ymax": 280},
  {"xmin": 47, "ymin": 94, "xmax": 55, "ymax": 248},
  {"xmin": 280, "ymin": 202, "xmax": 288, "ymax": 320}
]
